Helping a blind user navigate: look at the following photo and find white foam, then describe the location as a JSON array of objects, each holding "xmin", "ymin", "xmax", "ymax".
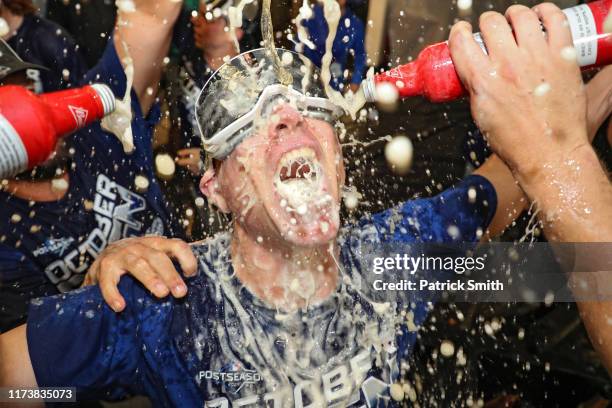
[
  {"xmin": 534, "ymin": 82, "xmax": 551, "ymax": 97},
  {"xmin": 384, "ymin": 135, "xmax": 413, "ymax": 175},
  {"xmin": 0, "ymin": 18, "xmax": 9, "ymax": 37},
  {"xmin": 440, "ymin": 340, "xmax": 455, "ymax": 357},
  {"xmin": 560, "ymin": 46, "xmax": 577, "ymax": 62},
  {"xmin": 155, "ymin": 153, "xmax": 176, "ymax": 179}
]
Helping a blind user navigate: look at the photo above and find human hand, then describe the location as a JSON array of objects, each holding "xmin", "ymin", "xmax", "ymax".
[
  {"xmin": 176, "ymin": 148, "xmax": 203, "ymax": 176},
  {"xmin": 83, "ymin": 237, "xmax": 197, "ymax": 312},
  {"xmin": 448, "ymin": 3, "xmax": 588, "ymax": 176}
]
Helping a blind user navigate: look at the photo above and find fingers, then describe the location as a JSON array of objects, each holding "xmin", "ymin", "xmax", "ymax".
[
  {"xmin": 479, "ymin": 11, "xmax": 518, "ymax": 58},
  {"xmin": 97, "ymin": 257, "xmax": 129, "ymax": 312},
  {"xmin": 137, "ymin": 245, "xmax": 188, "ymax": 298},
  {"xmin": 176, "ymin": 158, "xmax": 194, "ymax": 167},
  {"xmin": 505, "ymin": 5, "xmax": 547, "ymax": 52},
  {"xmin": 448, "ymin": 22, "xmax": 490, "ymax": 91},
  {"xmin": 147, "ymin": 238, "xmax": 198, "ymax": 278},
  {"xmin": 533, "ymin": 3, "xmax": 573, "ymax": 50}
]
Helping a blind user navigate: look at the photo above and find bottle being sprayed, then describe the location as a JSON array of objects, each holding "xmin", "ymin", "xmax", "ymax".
[
  {"xmin": 0, "ymin": 84, "xmax": 115, "ymax": 178},
  {"xmin": 363, "ymin": 0, "xmax": 612, "ymax": 103}
]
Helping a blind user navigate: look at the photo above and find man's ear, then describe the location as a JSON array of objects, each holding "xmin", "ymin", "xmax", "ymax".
[{"xmin": 199, "ymin": 167, "xmax": 230, "ymax": 213}]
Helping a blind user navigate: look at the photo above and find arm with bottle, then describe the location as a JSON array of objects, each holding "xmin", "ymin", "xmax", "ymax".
[{"xmin": 449, "ymin": 2, "xmax": 612, "ymax": 375}]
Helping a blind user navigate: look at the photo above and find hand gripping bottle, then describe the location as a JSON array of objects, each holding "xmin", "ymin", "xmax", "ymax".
[
  {"xmin": 0, "ymin": 84, "xmax": 115, "ymax": 178},
  {"xmin": 363, "ymin": 0, "xmax": 612, "ymax": 103}
]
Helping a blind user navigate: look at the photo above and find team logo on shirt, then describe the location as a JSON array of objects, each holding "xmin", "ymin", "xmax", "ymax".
[
  {"xmin": 199, "ymin": 361, "xmax": 262, "ymax": 394},
  {"xmin": 32, "ymin": 237, "xmax": 75, "ymax": 257},
  {"xmin": 44, "ymin": 174, "xmax": 157, "ymax": 293},
  {"xmin": 68, "ymin": 105, "xmax": 89, "ymax": 128}
]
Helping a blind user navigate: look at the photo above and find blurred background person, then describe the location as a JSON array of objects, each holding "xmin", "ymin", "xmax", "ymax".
[
  {"xmin": 0, "ymin": 0, "xmax": 87, "ymax": 91},
  {"xmin": 45, "ymin": 0, "xmax": 116, "ymax": 68}
]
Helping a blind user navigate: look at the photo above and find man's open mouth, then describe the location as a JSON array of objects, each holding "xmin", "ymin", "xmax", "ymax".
[{"xmin": 274, "ymin": 147, "xmax": 330, "ymax": 217}]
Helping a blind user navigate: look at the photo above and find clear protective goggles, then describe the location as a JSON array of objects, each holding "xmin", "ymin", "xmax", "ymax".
[{"xmin": 197, "ymin": 83, "xmax": 344, "ymax": 160}]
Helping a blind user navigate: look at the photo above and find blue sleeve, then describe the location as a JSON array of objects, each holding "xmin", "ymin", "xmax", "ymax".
[
  {"xmin": 360, "ymin": 174, "xmax": 497, "ymax": 243},
  {"xmin": 70, "ymin": 39, "xmax": 161, "ymax": 166},
  {"xmin": 79, "ymin": 39, "xmax": 128, "ymax": 102},
  {"xmin": 26, "ymin": 278, "xmax": 173, "ymax": 401},
  {"xmin": 0, "ymin": 247, "xmax": 53, "ymax": 333},
  {"xmin": 349, "ymin": 17, "xmax": 367, "ymax": 85}
]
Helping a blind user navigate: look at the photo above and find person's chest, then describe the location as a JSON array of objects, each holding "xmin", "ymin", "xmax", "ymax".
[{"xmin": 163, "ymin": 281, "xmax": 409, "ymax": 408}]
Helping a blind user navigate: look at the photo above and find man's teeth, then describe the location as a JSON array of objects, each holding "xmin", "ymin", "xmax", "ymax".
[
  {"xmin": 277, "ymin": 148, "xmax": 318, "ymax": 181},
  {"xmin": 279, "ymin": 148, "xmax": 316, "ymax": 167}
]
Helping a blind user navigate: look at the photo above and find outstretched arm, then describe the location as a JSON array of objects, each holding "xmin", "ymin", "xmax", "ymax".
[
  {"xmin": 449, "ymin": 2, "xmax": 612, "ymax": 375},
  {"xmin": 113, "ymin": 0, "xmax": 183, "ymax": 115}
]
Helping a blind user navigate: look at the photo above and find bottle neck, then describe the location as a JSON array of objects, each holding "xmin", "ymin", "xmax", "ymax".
[{"xmin": 367, "ymin": 60, "xmax": 423, "ymax": 102}]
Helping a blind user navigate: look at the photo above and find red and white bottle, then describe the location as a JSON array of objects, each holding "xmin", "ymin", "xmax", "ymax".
[
  {"xmin": 363, "ymin": 0, "xmax": 612, "ymax": 103},
  {"xmin": 0, "ymin": 84, "xmax": 115, "ymax": 178}
]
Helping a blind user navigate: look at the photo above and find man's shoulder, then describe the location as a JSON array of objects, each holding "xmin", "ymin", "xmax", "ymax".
[{"xmin": 189, "ymin": 232, "xmax": 232, "ymax": 279}]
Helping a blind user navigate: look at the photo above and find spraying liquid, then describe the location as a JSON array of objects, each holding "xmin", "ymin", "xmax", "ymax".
[
  {"xmin": 227, "ymin": 0, "xmax": 257, "ymax": 53},
  {"xmin": 318, "ymin": 0, "xmax": 366, "ymax": 118},
  {"xmin": 101, "ymin": 42, "xmax": 135, "ymax": 153},
  {"xmin": 261, "ymin": 0, "xmax": 292, "ymax": 86},
  {"xmin": 0, "ymin": 17, "xmax": 9, "ymax": 37}
]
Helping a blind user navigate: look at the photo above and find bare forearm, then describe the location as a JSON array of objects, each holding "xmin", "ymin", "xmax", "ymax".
[
  {"xmin": 516, "ymin": 144, "xmax": 612, "ymax": 242},
  {"xmin": 474, "ymin": 154, "xmax": 528, "ymax": 239},
  {"xmin": 576, "ymin": 301, "xmax": 612, "ymax": 377},
  {"xmin": 114, "ymin": 0, "xmax": 182, "ymax": 114}
]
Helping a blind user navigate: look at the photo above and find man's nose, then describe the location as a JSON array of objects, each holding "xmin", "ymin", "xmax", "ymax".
[{"xmin": 269, "ymin": 104, "xmax": 303, "ymax": 138}]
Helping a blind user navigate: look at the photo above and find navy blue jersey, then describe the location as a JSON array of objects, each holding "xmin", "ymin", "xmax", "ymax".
[
  {"xmin": 7, "ymin": 14, "xmax": 88, "ymax": 92},
  {"xmin": 0, "ymin": 40, "xmax": 182, "ymax": 332},
  {"xmin": 26, "ymin": 175, "xmax": 496, "ymax": 407}
]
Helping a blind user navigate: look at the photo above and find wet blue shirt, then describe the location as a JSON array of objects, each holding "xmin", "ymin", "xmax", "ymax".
[
  {"xmin": 0, "ymin": 40, "xmax": 181, "ymax": 332},
  {"xmin": 300, "ymin": 5, "xmax": 367, "ymax": 89},
  {"xmin": 26, "ymin": 175, "xmax": 496, "ymax": 407}
]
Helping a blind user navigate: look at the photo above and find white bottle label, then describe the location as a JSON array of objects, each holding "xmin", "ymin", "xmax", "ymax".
[
  {"xmin": 563, "ymin": 4, "xmax": 598, "ymax": 67},
  {"xmin": 0, "ymin": 114, "xmax": 28, "ymax": 178}
]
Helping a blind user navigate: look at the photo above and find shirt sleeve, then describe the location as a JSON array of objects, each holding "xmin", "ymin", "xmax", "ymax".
[
  {"xmin": 26, "ymin": 277, "xmax": 172, "ymax": 401},
  {"xmin": 0, "ymin": 247, "xmax": 53, "ymax": 333},
  {"xmin": 70, "ymin": 39, "xmax": 161, "ymax": 169},
  {"xmin": 358, "ymin": 174, "xmax": 497, "ymax": 244}
]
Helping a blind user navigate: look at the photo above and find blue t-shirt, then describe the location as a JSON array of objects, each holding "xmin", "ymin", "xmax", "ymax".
[
  {"xmin": 7, "ymin": 14, "xmax": 88, "ymax": 93},
  {"xmin": 26, "ymin": 175, "xmax": 496, "ymax": 407},
  {"xmin": 300, "ymin": 5, "xmax": 367, "ymax": 88},
  {"xmin": 0, "ymin": 40, "xmax": 182, "ymax": 332}
]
